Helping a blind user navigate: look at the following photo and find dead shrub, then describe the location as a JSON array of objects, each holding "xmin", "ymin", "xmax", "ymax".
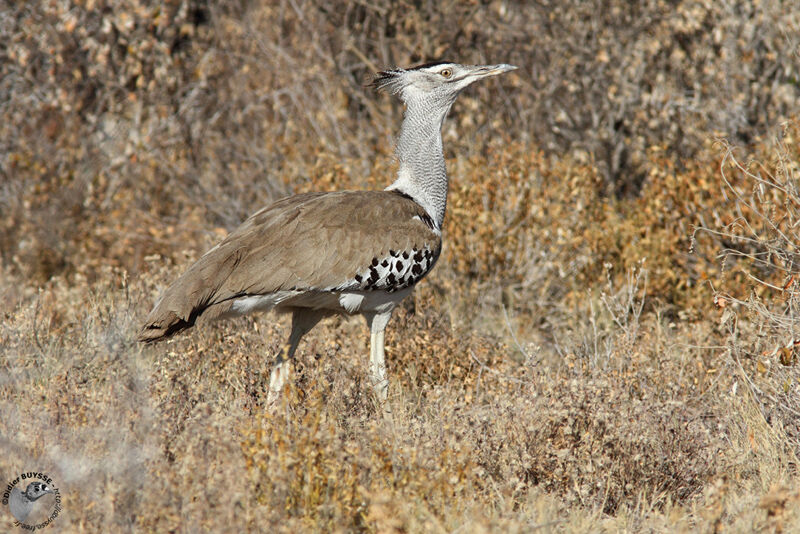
[{"xmin": 697, "ymin": 120, "xmax": 800, "ymax": 457}]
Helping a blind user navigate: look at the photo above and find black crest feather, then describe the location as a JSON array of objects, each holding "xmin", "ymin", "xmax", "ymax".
[
  {"xmin": 370, "ymin": 68, "xmax": 405, "ymax": 93},
  {"xmin": 408, "ymin": 60, "xmax": 451, "ymax": 70}
]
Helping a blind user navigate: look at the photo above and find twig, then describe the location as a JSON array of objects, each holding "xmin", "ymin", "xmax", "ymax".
[
  {"xmin": 502, "ymin": 304, "xmax": 534, "ymax": 363},
  {"xmin": 469, "ymin": 350, "xmax": 524, "ymax": 384}
]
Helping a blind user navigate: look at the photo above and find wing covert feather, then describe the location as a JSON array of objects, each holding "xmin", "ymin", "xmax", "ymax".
[
  {"xmin": 223, "ymin": 190, "xmax": 440, "ymax": 294},
  {"xmin": 140, "ymin": 190, "xmax": 441, "ymax": 339}
]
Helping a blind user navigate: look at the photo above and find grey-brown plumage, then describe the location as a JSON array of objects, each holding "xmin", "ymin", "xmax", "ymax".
[
  {"xmin": 139, "ymin": 61, "xmax": 516, "ymax": 407},
  {"xmin": 139, "ymin": 190, "xmax": 440, "ymax": 340}
]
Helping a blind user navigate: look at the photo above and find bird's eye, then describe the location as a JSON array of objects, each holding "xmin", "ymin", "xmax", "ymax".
[{"xmin": 439, "ymin": 68, "xmax": 452, "ymax": 78}]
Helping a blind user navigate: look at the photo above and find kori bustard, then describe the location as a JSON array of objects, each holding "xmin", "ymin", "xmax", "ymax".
[{"xmin": 139, "ymin": 62, "xmax": 516, "ymax": 406}]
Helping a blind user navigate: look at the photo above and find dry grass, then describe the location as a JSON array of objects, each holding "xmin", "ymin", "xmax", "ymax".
[
  {"xmin": 2, "ymin": 0, "xmax": 800, "ymax": 532},
  {"xmin": 3, "ymin": 251, "xmax": 799, "ymax": 532}
]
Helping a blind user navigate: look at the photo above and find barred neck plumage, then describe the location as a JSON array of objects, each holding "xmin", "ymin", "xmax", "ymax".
[
  {"xmin": 386, "ymin": 96, "xmax": 456, "ymax": 232},
  {"xmin": 375, "ymin": 62, "xmax": 517, "ymax": 231}
]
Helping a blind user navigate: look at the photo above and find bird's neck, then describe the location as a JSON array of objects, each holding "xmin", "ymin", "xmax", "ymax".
[{"xmin": 386, "ymin": 98, "xmax": 454, "ymax": 231}]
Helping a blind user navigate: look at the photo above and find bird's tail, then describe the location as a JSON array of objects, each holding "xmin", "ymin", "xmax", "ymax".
[
  {"xmin": 138, "ymin": 308, "xmax": 196, "ymax": 343},
  {"xmin": 138, "ymin": 231, "xmax": 247, "ymax": 343},
  {"xmin": 138, "ymin": 266, "xmax": 220, "ymax": 343},
  {"xmin": 138, "ymin": 266, "xmax": 238, "ymax": 343}
]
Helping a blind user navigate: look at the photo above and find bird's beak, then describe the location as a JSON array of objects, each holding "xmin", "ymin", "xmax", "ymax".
[{"xmin": 474, "ymin": 64, "xmax": 518, "ymax": 77}]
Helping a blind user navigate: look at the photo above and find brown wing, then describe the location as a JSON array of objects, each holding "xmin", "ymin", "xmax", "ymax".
[{"xmin": 139, "ymin": 190, "xmax": 441, "ymax": 341}]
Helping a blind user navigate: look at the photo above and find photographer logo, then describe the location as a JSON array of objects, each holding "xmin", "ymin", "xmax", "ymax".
[{"xmin": 3, "ymin": 472, "xmax": 61, "ymax": 530}]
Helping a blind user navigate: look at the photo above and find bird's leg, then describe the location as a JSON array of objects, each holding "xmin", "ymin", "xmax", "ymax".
[
  {"xmin": 267, "ymin": 308, "xmax": 325, "ymax": 407},
  {"xmin": 364, "ymin": 310, "xmax": 393, "ymax": 405},
  {"xmin": 370, "ymin": 329, "xmax": 387, "ymax": 401},
  {"xmin": 267, "ymin": 344, "xmax": 293, "ymax": 406}
]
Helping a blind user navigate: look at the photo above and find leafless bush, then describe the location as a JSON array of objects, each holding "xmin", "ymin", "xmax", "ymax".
[
  {"xmin": 697, "ymin": 120, "xmax": 800, "ymax": 455},
  {"xmin": 581, "ymin": 261, "xmax": 648, "ymax": 368},
  {"xmin": 2, "ymin": 0, "xmax": 799, "ymax": 285},
  {"xmin": 441, "ymin": 0, "xmax": 800, "ymax": 195}
]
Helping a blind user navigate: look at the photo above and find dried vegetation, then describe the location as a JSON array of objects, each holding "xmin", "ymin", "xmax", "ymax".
[{"xmin": 2, "ymin": 0, "xmax": 800, "ymax": 532}]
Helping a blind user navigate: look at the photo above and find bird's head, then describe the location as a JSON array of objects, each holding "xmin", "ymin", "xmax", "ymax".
[
  {"xmin": 23, "ymin": 481, "xmax": 54, "ymax": 501},
  {"xmin": 372, "ymin": 61, "xmax": 517, "ymax": 106}
]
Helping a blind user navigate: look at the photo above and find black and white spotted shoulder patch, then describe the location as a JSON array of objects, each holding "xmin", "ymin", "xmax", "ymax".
[{"xmin": 338, "ymin": 245, "xmax": 440, "ymax": 293}]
